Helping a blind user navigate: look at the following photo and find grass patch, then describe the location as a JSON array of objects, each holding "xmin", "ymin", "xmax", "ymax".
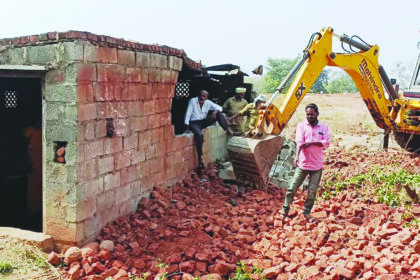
[
  {"xmin": 0, "ymin": 261, "xmax": 14, "ymax": 274},
  {"xmin": 321, "ymin": 167, "xmax": 420, "ymax": 227},
  {"xmin": 322, "ymin": 167, "xmax": 419, "ymax": 206},
  {"xmin": 232, "ymin": 261, "xmax": 265, "ymax": 280},
  {"xmin": 0, "ymin": 237, "xmax": 59, "ymax": 280}
]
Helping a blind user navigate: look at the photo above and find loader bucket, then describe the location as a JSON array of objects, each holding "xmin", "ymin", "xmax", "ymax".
[{"xmin": 227, "ymin": 135, "xmax": 283, "ymax": 188}]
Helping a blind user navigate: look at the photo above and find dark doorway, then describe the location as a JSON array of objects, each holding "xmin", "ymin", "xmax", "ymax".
[{"xmin": 0, "ymin": 77, "xmax": 42, "ymax": 231}]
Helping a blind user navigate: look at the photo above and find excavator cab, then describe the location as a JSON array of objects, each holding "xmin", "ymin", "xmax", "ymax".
[{"xmin": 395, "ymin": 50, "xmax": 420, "ymax": 150}]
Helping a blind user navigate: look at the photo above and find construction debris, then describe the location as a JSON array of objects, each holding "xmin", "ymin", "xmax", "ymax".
[{"xmin": 54, "ymin": 150, "xmax": 420, "ymax": 280}]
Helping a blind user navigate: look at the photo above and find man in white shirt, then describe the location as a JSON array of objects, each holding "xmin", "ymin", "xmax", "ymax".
[{"xmin": 185, "ymin": 90, "xmax": 233, "ymax": 168}]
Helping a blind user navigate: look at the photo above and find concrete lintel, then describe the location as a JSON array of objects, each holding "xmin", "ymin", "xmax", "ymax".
[
  {"xmin": 0, "ymin": 227, "xmax": 54, "ymax": 253},
  {"xmin": 0, "ymin": 64, "xmax": 47, "ymax": 71}
]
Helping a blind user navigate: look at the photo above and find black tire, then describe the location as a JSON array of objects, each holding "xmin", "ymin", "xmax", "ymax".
[{"xmin": 394, "ymin": 132, "xmax": 420, "ymax": 153}]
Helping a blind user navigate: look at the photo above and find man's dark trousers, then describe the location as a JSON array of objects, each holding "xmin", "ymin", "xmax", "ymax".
[{"xmin": 189, "ymin": 111, "xmax": 229, "ymax": 161}]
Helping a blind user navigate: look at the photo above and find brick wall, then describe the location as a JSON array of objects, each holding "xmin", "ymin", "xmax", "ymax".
[{"xmin": 0, "ymin": 32, "xmax": 228, "ymax": 245}]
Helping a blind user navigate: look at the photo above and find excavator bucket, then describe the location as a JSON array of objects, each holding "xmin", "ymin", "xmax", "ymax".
[{"xmin": 227, "ymin": 135, "xmax": 283, "ymax": 188}]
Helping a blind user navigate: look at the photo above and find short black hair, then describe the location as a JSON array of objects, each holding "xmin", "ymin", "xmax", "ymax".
[{"xmin": 305, "ymin": 103, "xmax": 318, "ymax": 113}]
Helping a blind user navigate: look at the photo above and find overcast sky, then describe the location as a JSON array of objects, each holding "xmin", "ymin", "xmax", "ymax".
[{"xmin": 1, "ymin": 0, "xmax": 419, "ymax": 74}]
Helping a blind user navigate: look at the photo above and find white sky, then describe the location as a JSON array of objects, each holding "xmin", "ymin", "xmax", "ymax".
[{"xmin": 1, "ymin": 0, "xmax": 419, "ymax": 74}]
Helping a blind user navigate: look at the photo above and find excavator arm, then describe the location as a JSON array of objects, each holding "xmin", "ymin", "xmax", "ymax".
[
  {"xmin": 252, "ymin": 27, "xmax": 397, "ymax": 137},
  {"xmin": 228, "ymin": 27, "xmax": 420, "ymax": 188}
]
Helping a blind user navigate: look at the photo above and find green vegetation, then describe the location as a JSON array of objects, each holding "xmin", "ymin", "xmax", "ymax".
[
  {"xmin": 232, "ymin": 261, "xmax": 265, "ymax": 280},
  {"xmin": 325, "ymin": 71, "xmax": 357, "ymax": 93},
  {"xmin": 154, "ymin": 258, "xmax": 168, "ymax": 269},
  {"xmin": 321, "ymin": 167, "xmax": 419, "ymax": 225},
  {"xmin": 0, "ymin": 261, "xmax": 14, "ymax": 274},
  {"xmin": 23, "ymin": 248, "xmax": 50, "ymax": 269},
  {"xmin": 130, "ymin": 272, "xmax": 151, "ymax": 280}
]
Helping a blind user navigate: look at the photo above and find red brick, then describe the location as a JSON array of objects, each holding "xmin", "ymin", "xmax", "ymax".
[
  {"xmin": 155, "ymin": 99, "xmax": 169, "ymax": 113},
  {"xmin": 114, "ymin": 84, "xmax": 126, "ymax": 101},
  {"xmin": 161, "ymin": 69, "xmax": 172, "ymax": 83},
  {"xmin": 163, "ymin": 125, "xmax": 175, "ymax": 140},
  {"xmin": 68, "ymin": 265, "xmax": 81, "ymax": 280},
  {"xmin": 139, "ymin": 84, "xmax": 152, "ymax": 100},
  {"xmin": 262, "ymin": 265, "xmax": 282, "ymax": 278},
  {"xmin": 86, "ymin": 274, "xmax": 104, "ymax": 280},
  {"xmin": 284, "ymin": 263, "xmax": 298, "ymax": 272},
  {"xmin": 377, "ymin": 275, "xmax": 398, "ymax": 280},
  {"xmin": 362, "ymin": 271, "xmax": 374, "ymax": 279},
  {"xmin": 98, "ymin": 249, "xmax": 112, "ymax": 262},
  {"xmin": 95, "ymin": 83, "xmax": 115, "ymax": 101},
  {"xmin": 208, "ymin": 262, "xmax": 236, "ymax": 276},
  {"xmin": 92, "ymin": 262, "xmax": 106, "ymax": 274},
  {"xmin": 113, "ymin": 269, "xmax": 129, "ymax": 280},
  {"xmin": 143, "ymin": 100, "xmax": 155, "ymax": 115},
  {"xmin": 78, "ymin": 83, "xmax": 94, "ymax": 104},
  {"xmin": 181, "ymin": 273, "xmax": 194, "ymax": 280},
  {"xmin": 117, "ymin": 49, "xmax": 135, "ymax": 65},
  {"xmin": 145, "ymin": 144, "xmax": 156, "ymax": 160},
  {"xmin": 199, "ymin": 274, "xmax": 222, "ymax": 280},
  {"xmin": 179, "ymin": 261, "xmax": 196, "ymax": 273},
  {"xmin": 154, "ymin": 171, "xmax": 168, "ymax": 186},
  {"xmin": 147, "ymin": 114, "xmax": 161, "ymax": 129},
  {"xmin": 126, "ymin": 68, "xmax": 143, "ymax": 83},
  {"xmin": 77, "ymin": 64, "xmax": 97, "ymax": 82},
  {"xmin": 148, "ymin": 69, "xmax": 161, "ymax": 83},
  {"xmin": 195, "ymin": 253, "xmax": 212, "ymax": 263},
  {"xmin": 115, "ymin": 119, "xmax": 130, "ymax": 136},
  {"xmin": 373, "ymin": 264, "xmax": 390, "ymax": 274},
  {"xmin": 160, "ymin": 112, "xmax": 171, "ymax": 126},
  {"xmin": 86, "ymin": 46, "xmax": 117, "ymax": 63},
  {"xmin": 196, "ymin": 262, "xmax": 207, "ymax": 272},
  {"xmin": 97, "ymin": 65, "xmax": 125, "ymax": 82},
  {"xmin": 124, "ymin": 84, "xmax": 140, "ymax": 101},
  {"xmin": 47, "ymin": 252, "xmax": 61, "ymax": 266}
]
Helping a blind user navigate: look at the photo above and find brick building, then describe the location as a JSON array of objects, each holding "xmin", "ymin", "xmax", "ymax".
[{"xmin": 0, "ymin": 31, "xmax": 227, "ymax": 245}]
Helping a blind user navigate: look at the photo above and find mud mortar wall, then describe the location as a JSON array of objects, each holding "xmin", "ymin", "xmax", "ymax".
[{"xmin": 0, "ymin": 35, "xmax": 228, "ymax": 245}]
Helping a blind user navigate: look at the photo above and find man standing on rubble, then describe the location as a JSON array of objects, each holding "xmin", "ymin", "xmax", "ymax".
[
  {"xmin": 185, "ymin": 90, "xmax": 233, "ymax": 169},
  {"xmin": 223, "ymin": 87, "xmax": 248, "ymax": 135},
  {"xmin": 281, "ymin": 103, "xmax": 331, "ymax": 222}
]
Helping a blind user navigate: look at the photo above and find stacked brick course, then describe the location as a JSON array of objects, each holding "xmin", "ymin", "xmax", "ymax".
[{"xmin": 0, "ymin": 31, "xmax": 228, "ymax": 245}]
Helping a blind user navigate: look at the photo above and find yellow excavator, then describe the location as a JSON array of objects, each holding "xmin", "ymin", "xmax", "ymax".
[{"xmin": 227, "ymin": 27, "xmax": 420, "ymax": 188}]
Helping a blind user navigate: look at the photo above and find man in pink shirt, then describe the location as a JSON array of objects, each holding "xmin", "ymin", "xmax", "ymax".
[{"xmin": 281, "ymin": 103, "xmax": 331, "ymax": 222}]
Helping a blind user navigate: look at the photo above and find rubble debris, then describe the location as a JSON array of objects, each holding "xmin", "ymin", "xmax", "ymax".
[{"xmin": 58, "ymin": 150, "xmax": 419, "ymax": 280}]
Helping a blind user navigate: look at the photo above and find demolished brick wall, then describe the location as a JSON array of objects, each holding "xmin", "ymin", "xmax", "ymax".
[{"xmin": 0, "ymin": 31, "xmax": 228, "ymax": 245}]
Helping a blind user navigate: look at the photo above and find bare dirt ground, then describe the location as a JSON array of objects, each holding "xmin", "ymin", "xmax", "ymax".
[{"xmin": 1, "ymin": 94, "xmax": 419, "ymax": 280}]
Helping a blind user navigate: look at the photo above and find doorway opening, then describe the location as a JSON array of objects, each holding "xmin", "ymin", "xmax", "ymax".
[{"xmin": 0, "ymin": 77, "xmax": 43, "ymax": 232}]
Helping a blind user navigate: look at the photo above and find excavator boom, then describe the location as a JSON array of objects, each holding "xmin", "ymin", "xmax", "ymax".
[{"xmin": 227, "ymin": 27, "xmax": 420, "ymax": 188}]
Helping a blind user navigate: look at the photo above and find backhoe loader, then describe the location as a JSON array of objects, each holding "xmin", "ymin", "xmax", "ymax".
[{"xmin": 227, "ymin": 27, "xmax": 420, "ymax": 188}]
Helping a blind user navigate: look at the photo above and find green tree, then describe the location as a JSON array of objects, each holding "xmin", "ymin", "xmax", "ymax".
[
  {"xmin": 264, "ymin": 56, "xmax": 329, "ymax": 94},
  {"xmin": 325, "ymin": 71, "xmax": 357, "ymax": 93},
  {"xmin": 264, "ymin": 57, "xmax": 299, "ymax": 93},
  {"xmin": 310, "ymin": 70, "xmax": 329, "ymax": 93}
]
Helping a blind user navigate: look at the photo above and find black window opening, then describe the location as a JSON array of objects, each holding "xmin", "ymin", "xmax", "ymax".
[
  {"xmin": 171, "ymin": 65, "xmax": 253, "ymax": 135},
  {"xmin": 0, "ymin": 77, "xmax": 43, "ymax": 232}
]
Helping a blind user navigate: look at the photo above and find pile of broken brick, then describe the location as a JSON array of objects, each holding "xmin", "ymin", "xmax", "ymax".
[{"xmin": 50, "ymin": 152, "xmax": 420, "ymax": 280}]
